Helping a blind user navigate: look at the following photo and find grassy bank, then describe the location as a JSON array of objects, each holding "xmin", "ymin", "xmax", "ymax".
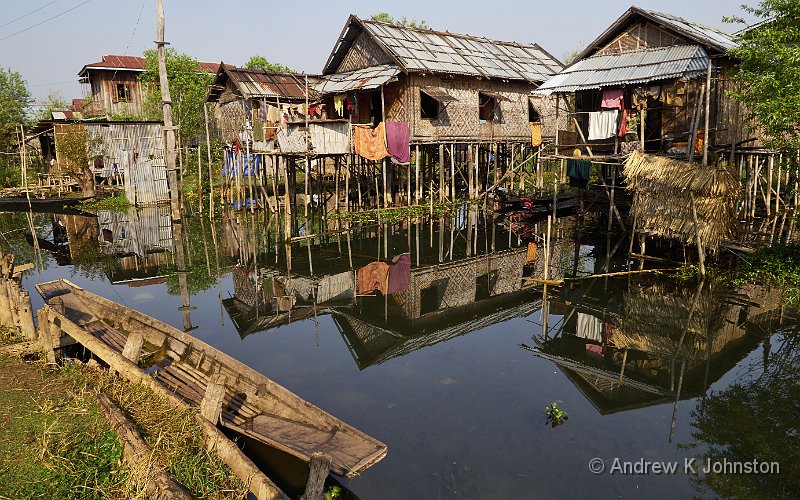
[
  {"xmin": 732, "ymin": 243, "xmax": 800, "ymax": 305},
  {"xmin": 0, "ymin": 348, "xmax": 246, "ymax": 498},
  {"xmin": 0, "ymin": 354, "xmax": 126, "ymax": 498}
]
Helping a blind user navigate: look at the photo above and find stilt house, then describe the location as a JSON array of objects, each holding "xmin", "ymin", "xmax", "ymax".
[
  {"xmin": 535, "ymin": 7, "xmax": 743, "ymax": 156},
  {"xmin": 319, "ymin": 15, "xmax": 565, "ymax": 142}
]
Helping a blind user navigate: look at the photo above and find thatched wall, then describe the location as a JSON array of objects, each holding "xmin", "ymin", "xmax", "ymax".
[
  {"xmin": 624, "ymin": 151, "xmax": 739, "ymax": 251},
  {"xmin": 383, "ymin": 74, "xmax": 559, "ymax": 143}
]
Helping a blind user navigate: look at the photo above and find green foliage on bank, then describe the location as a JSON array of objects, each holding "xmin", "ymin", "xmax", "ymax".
[{"xmin": 733, "ymin": 243, "xmax": 800, "ymax": 304}]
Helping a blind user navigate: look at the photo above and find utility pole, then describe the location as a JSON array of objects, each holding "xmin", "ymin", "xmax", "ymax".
[
  {"xmin": 156, "ymin": 0, "xmax": 193, "ymax": 330},
  {"xmin": 155, "ymin": 0, "xmax": 181, "ymax": 219}
]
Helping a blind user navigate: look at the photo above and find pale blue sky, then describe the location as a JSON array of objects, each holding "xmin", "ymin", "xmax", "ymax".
[{"xmin": 1, "ymin": 0, "xmax": 756, "ymax": 103}]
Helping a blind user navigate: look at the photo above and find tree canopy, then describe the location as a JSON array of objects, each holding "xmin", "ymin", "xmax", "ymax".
[
  {"xmin": 727, "ymin": 0, "xmax": 800, "ymax": 150},
  {"xmin": 370, "ymin": 12, "xmax": 429, "ymax": 29},
  {"xmin": 0, "ymin": 68, "xmax": 31, "ymax": 186},
  {"xmin": 37, "ymin": 92, "xmax": 70, "ymax": 121},
  {"xmin": 139, "ymin": 48, "xmax": 215, "ymax": 143},
  {"xmin": 244, "ymin": 55, "xmax": 293, "ymax": 73}
]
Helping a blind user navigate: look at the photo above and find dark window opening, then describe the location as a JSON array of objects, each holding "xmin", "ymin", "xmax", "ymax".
[
  {"xmin": 116, "ymin": 83, "xmax": 131, "ymax": 102},
  {"xmin": 475, "ymin": 270, "xmax": 499, "ymax": 301},
  {"xmin": 479, "ymin": 92, "xmax": 497, "ymax": 122},
  {"xmin": 370, "ymin": 91, "xmax": 383, "ymax": 126},
  {"xmin": 420, "ymin": 91, "xmax": 439, "ymax": 119},
  {"xmin": 420, "ymin": 284, "xmax": 440, "ymax": 315},
  {"xmin": 529, "ymin": 102, "xmax": 541, "ymax": 122}
]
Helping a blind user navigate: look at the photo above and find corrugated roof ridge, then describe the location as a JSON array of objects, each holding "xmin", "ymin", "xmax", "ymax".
[
  {"xmin": 356, "ymin": 15, "xmax": 546, "ymax": 50},
  {"xmin": 644, "ymin": 9, "xmax": 734, "ymax": 39},
  {"xmin": 579, "ymin": 43, "xmax": 703, "ymax": 61}
]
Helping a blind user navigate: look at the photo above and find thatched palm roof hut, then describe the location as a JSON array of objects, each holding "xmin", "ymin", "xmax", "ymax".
[{"xmin": 623, "ymin": 150, "xmax": 739, "ymax": 252}]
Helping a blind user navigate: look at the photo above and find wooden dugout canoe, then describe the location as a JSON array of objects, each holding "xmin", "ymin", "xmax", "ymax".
[{"xmin": 35, "ymin": 279, "xmax": 387, "ymax": 477}]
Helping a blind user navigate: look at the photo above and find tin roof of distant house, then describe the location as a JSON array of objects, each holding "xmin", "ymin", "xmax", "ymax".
[
  {"xmin": 78, "ymin": 54, "xmax": 223, "ymax": 77},
  {"xmin": 323, "ymin": 15, "xmax": 563, "ymax": 84}
]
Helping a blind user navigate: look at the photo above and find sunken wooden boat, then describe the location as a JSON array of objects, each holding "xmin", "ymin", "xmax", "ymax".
[
  {"xmin": 36, "ymin": 279, "xmax": 387, "ymax": 477},
  {"xmin": 0, "ymin": 196, "xmax": 90, "ymax": 212}
]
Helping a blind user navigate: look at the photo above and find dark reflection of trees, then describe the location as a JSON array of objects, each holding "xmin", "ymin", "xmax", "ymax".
[
  {"xmin": 689, "ymin": 332, "xmax": 800, "ymax": 499},
  {"xmin": 162, "ymin": 215, "xmax": 220, "ymax": 296}
]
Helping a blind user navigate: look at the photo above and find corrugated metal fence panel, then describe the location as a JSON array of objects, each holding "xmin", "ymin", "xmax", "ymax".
[
  {"xmin": 87, "ymin": 123, "xmax": 164, "ymax": 179},
  {"xmin": 309, "ymin": 122, "xmax": 350, "ymax": 155},
  {"xmin": 126, "ymin": 158, "xmax": 170, "ymax": 206}
]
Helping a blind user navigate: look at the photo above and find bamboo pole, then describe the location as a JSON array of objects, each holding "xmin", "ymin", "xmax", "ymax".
[
  {"xmin": 198, "ymin": 146, "xmax": 203, "ymax": 214},
  {"xmin": 690, "ymin": 193, "xmax": 706, "ymax": 276},
  {"xmin": 204, "ymin": 103, "xmax": 214, "ymax": 215},
  {"xmin": 702, "ymin": 59, "xmax": 712, "ymax": 166},
  {"xmin": 415, "ymin": 145, "xmax": 420, "ymax": 203}
]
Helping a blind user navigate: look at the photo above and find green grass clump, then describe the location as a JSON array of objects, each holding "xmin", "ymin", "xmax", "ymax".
[
  {"xmin": 0, "ymin": 356, "xmax": 127, "ymax": 499},
  {"xmin": 0, "ymin": 354, "xmax": 247, "ymax": 499}
]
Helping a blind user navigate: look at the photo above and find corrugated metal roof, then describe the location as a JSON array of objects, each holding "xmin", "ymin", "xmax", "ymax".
[
  {"xmin": 535, "ymin": 45, "xmax": 709, "ymax": 94},
  {"xmin": 207, "ymin": 66, "xmax": 318, "ymax": 102},
  {"xmin": 323, "ymin": 16, "xmax": 562, "ymax": 83},
  {"xmin": 78, "ymin": 54, "xmax": 222, "ymax": 77},
  {"xmin": 644, "ymin": 10, "xmax": 736, "ymax": 51},
  {"xmin": 314, "ymin": 64, "xmax": 401, "ymax": 94},
  {"xmin": 227, "ymin": 67, "xmax": 316, "ymax": 100}
]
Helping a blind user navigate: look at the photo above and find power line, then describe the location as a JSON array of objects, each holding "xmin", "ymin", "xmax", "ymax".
[
  {"xmin": 0, "ymin": 0, "xmax": 61, "ymax": 29},
  {"xmin": 0, "ymin": 0, "xmax": 95, "ymax": 42}
]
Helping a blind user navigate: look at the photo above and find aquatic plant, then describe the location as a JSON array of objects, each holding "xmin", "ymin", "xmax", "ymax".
[
  {"xmin": 77, "ymin": 193, "xmax": 130, "ymax": 211},
  {"xmin": 545, "ymin": 402, "xmax": 568, "ymax": 427},
  {"xmin": 324, "ymin": 485, "xmax": 342, "ymax": 500}
]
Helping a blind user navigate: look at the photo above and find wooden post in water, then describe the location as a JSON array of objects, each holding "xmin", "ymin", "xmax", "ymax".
[
  {"xmin": 438, "ymin": 144, "xmax": 444, "ymax": 202},
  {"xmin": 155, "ymin": 0, "xmax": 181, "ymax": 219},
  {"xmin": 301, "ymin": 452, "xmax": 332, "ymax": 500},
  {"xmin": 702, "ymin": 59, "xmax": 712, "ymax": 166},
  {"xmin": 204, "ymin": 103, "xmax": 214, "ymax": 215},
  {"xmin": 690, "ymin": 193, "xmax": 706, "ymax": 276},
  {"xmin": 415, "ymin": 145, "xmax": 421, "ymax": 204}
]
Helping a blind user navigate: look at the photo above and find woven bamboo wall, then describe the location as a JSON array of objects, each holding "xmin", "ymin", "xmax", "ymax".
[
  {"xmin": 216, "ymin": 99, "xmax": 248, "ymax": 143},
  {"xmin": 338, "ymin": 31, "xmax": 394, "ymax": 73},
  {"xmin": 386, "ymin": 74, "xmax": 552, "ymax": 142},
  {"xmin": 392, "ymin": 248, "xmax": 529, "ymax": 319},
  {"xmin": 596, "ymin": 22, "xmax": 689, "ymax": 56}
]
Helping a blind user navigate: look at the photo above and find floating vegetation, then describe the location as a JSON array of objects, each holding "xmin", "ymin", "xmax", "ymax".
[
  {"xmin": 78, "ymin": 193, "xmax": 130, "ymax": 211},
  {"xmin": 545, "ymin": 402, "xmax": 568, "ymax": 427},
  {"xmin": 331, "ymin": 200, "xmax": 473, "ymax": 224}
]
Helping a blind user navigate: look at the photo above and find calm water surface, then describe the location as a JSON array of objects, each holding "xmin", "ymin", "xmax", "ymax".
[{"xmin": 5, "ymin": 207, "xmax": 795, "ymax": 499}]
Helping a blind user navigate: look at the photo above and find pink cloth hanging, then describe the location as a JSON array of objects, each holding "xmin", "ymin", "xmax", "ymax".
[{"xmin": 601, "ymin": 89, "xmax": 624, "ymax": 109}]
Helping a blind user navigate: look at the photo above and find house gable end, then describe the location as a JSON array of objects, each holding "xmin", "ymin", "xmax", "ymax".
[
  {"xmin": 595, "ymin": 21, "xmax": 689, "ymax": 56},
  {"xmin": 338, "ymin": 30, "xmax": 395, "ymax": 73}
]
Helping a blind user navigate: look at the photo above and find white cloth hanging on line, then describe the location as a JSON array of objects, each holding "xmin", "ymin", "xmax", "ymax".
[{"xmin": 588, "ymin": 110, "xmax": 619, "ymax": 140}]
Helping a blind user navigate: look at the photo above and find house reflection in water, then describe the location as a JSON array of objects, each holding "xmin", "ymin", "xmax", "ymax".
[
  {"xmin": 96, "ymin": 206, "xmax": 174, "ymax": 285},
  {"xmin": 220, "ymin": 207, "xmax": 568, "ymax": 352},
  {"xmin": 527, "ymin": 278, "xmax": 790, "ymax": 425},
  {"xmin": 48, "ymin": 207, "xmax": 175, "ymax": 287}
]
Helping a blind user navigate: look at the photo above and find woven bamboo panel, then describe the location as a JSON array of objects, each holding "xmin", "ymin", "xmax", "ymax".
[
  {"xmin": 596, "ymin": 22, "xmax": 688, "ymax": 56},
  {"xmin": 403, "ymin": 74, "xmax": 536, "ymax": 142},
  {"xmin": 216, "ymin": 100, "xmax": 247, "ymax": 143},
  {"xmin": 339, "ymin": 31, "xmax": 394, "ymax": 73}
]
